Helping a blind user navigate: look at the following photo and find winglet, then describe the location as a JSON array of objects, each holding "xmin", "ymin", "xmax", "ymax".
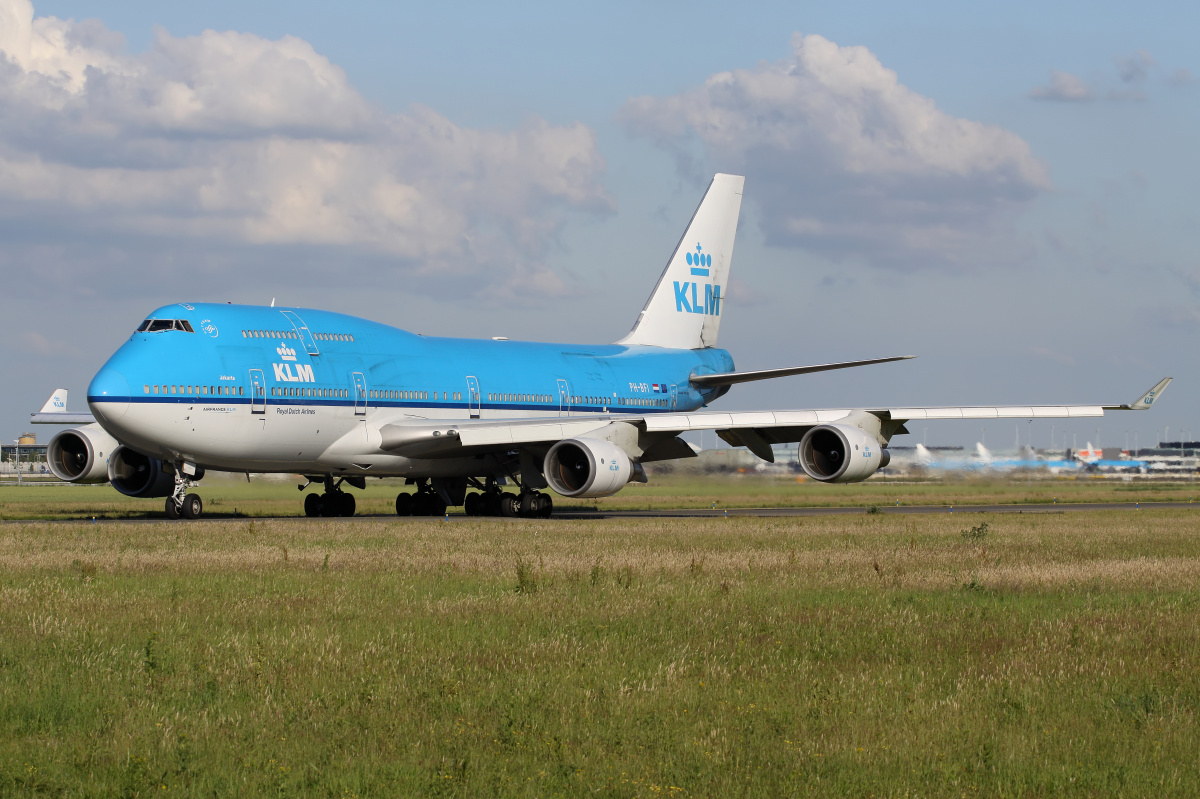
[{"xmin": 1106, "ymin": 377, "xmax": 1172, "ymax": 410}]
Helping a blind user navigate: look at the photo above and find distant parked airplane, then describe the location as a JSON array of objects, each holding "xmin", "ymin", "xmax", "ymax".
[{"xmin": 913, "ymin": 443, "xmax": 1079, "ymax": 473}]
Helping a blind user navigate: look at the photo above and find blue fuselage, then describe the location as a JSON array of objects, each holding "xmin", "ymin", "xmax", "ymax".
[{"xmin": 86, "ymin": 302, "xmax": 734, "ymax": 474}]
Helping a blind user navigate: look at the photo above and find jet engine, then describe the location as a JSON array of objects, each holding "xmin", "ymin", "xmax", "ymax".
[
  {"xmin": 798, "ymin": 424, "xmax": 890, "ymax": 483},
  {"xmin": 107, "ymin": 446, "xmax": 177, "ymax": 498},
  {"xmin": 46, "ymin": 425, "xmax": 119, "ymax": 483},
  {"xmin": 543, "ymin": 438, "xmax": 633, "ymax": 498}
]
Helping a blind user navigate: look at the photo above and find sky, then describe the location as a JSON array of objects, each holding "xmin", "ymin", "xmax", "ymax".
[{"xmin": 1, "ymin": 0, "xmax": 1197, "ymax": 453}]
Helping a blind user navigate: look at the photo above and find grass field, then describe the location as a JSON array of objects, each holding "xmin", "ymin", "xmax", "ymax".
[
  {"xmin": 1, "ymin": 505, "xmax": 1199, "ymax": 796},
  {"xmin": 3, "ymin": 473, "xmax": 1200, "ymax": 520}
]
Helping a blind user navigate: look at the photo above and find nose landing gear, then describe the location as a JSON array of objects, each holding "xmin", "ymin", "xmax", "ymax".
[{"xmin": 165, "ymin": 468, "xmax": 203, "ymax": 519}]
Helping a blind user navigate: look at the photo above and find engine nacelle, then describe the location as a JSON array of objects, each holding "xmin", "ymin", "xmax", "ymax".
[
  {"xmin": 543, "ymin": 438, "xmax": 634, "ymax": 498},
  {"xmin": 799, "ymin": 424, "xmax": 890, "ymax": 483},
  {"xmin": 107, "ymin": 446, "xmax": 176, "ymax": 498},
  {"xmin": 47, "ymin": 425, "xmax": 120, "ymax": 483}
]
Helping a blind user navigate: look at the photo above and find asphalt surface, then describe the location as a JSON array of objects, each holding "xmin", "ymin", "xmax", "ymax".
[{"xmin": 5, "ymin": 501, "xmax": 1198, "ymax": 524}]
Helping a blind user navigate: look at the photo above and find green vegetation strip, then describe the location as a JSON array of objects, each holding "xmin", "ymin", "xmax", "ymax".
[
  {"xmin": 5, "ymin": 476, "xmax": 1200, "ymax": 520},
  {"xmin": 1, "ymin": 512, "xmax": 1198, "ymax": 796}
]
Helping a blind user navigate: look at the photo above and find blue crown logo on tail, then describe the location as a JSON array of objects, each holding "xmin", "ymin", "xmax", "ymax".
[
  {"xmin": 674, "ymin": 242, "xmax": 721, "ymax": 317},
  {"xmin": 686, "ymin": 243, "xmax": 711, "ymax": 277}
]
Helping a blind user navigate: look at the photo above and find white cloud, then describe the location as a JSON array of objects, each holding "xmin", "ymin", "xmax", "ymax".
[
  {"xmin": 621, "ymin": 33, "xmax": 1050, "ymax": 268},
  {"xmin": 1114, "ymin": 50, "xmax": 1155, "ymax": 84},
  {"xmin": 1029, "ymin": 70, "xmax": 1094, "ymax": 102},
  {"xmin": 1168, "ymin": 67, "xmax": 1197, "ymax": 87},
  {"xmin": 0, "ymin": 0, "xmax": 610, "ymax": 295}
]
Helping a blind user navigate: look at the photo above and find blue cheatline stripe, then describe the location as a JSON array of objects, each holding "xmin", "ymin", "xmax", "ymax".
[{"xmin": 90, "ymin": 397, "xmax": 680, "ymax": 415}]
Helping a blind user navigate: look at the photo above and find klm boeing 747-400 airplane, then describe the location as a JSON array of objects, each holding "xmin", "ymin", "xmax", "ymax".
[{"xmin": 33, "ymin": 174, "xmax": 1172, "ymax": 519}]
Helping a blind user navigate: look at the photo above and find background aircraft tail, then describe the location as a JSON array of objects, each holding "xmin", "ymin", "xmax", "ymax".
[
  {"xmin": 617, "ymin": 173, "xmax": 744, "ymax": 350},
  {"xmin": 39, "ymin": 389, "xmax": 68, "ymax": 413}
]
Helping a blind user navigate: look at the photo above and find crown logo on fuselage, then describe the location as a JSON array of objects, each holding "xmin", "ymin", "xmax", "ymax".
[{"xmin": 276, "ymin": 343, "xmax": 297, "ymax": 361}]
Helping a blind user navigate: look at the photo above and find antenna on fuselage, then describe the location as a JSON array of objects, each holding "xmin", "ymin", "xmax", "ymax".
[{"xmin": 271, "ymin": 298, "xmax": 276, "ymax": 307}]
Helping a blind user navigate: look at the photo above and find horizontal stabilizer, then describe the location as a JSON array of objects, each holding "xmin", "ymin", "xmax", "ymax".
[
  {"xmin": 690, "ymin": 355, "xmax": 915, "ymax": 388},
  {"xmin": 31, "ymin": 413, "xmax": 97, "ymax": 425},
  {"xmin": 1103, "ymin": 377, "xmax": 1172, "ymax": 410}
]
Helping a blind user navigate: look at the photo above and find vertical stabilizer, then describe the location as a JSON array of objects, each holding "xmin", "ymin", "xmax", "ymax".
[
  {"xmin": 617, "ymin": 174, "xmax": 744, "ymax": 350},
  {"xmin": 39, "ymin": 389, "xmax": 69, "ymax": 413}
]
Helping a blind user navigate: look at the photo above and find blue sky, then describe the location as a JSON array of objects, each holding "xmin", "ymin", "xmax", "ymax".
[{"xmin": 3, "ymin": 0, "xmax": 1197, "ymax": 451}]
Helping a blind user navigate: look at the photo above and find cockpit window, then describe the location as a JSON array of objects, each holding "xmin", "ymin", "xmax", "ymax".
[{"xmin": 139, "ymin": 319, "xmax": 196, "ymax": 333}]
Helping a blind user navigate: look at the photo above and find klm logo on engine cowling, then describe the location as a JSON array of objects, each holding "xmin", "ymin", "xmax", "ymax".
[
  {"xmin": 674, "ymin": 243, "xmax": 721, "ymax": 316},
  {"xmin": 273, "ymin": 340, "xmax": 313, "ymax": 382}
]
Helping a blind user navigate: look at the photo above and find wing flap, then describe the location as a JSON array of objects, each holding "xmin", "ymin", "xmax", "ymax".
[{"xmin": 456, "ymin": 419, "xmax": 610, "ymax": 447}]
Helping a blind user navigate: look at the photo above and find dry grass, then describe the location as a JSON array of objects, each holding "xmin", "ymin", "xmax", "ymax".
[{"xmin": 1, "ymin": 510, "xmax": 1200, "ymax": 795}]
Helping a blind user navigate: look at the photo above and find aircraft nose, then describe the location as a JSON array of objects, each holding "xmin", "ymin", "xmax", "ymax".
[{"xmin": 88, "ymin": 367, "xmax": 130, "ymax": 422}]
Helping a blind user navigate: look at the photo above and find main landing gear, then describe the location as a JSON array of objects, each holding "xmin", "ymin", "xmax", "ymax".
[
  {"xmin": 302, "ymin": 476, "xmax": 358, "ymax": 518},
  {"xmin": 461, "ymin": 478, "xmax": 553, "ymax": 519},
  {"xmin": 391, "ymin": 478, "xmax": 553, "ymax": 518},
  {"xmin": 165, "ymin": 470, "xmax": 203, "ymax": 520},
  {"xmin": 394, "ymin": 481, "xmax": 448, "ymax": 517}
]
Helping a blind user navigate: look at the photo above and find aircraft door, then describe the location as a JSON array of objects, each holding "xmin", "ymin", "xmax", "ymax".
[
  {"xmin": 352, "ymin": 372, "xmax": 367, "ymax": 416},
  {"xmin": 249, "ymin": 369, "xmax": 266, "ymax": 414},
  {"xmin": 669, "ymin": 384, "xmax": 678, "ymax": 410},
  {"xmin": 557, "ymin": 379, "xmax": 571, "ymax": 417},
  {"xmin": 466, "ymin": 376, "xmax": 480, "ymax": 419}
]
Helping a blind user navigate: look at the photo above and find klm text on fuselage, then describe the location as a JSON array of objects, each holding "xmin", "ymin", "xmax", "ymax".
[{"xmin": 673, "ymin": 282, "xmax": 722, "ymax": 316}]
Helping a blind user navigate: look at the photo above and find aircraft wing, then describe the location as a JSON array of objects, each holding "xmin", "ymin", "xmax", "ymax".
[{"xmin": 377, "ymin": 377, "xmax": 1171, "ymax": 464}]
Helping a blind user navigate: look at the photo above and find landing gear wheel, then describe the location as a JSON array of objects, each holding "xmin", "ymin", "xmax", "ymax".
[
  {"xmin": 320, "ymin": 493, "xmax": 340, "ymax": 517},
  {"xmin": 395, "ymin": 493, "xmax": 413, "ymax": 516},
  {"xmin": 412, "ymin": 492, "xmax": 432, "ymax": 516},
  {"xmin": 181, "ymin": 493, "xmax": 203, "ymax": 520},
  {"xmin": 337, "ymin": 493, "xmax": 355, "ymax": 517},
  {"xmin": 304, "ymin": 492, "xmax": 322, "ymax": 517},
  {"xmin": 165, "ymin": 497, "xmax": 181, "ymax": 520},
  {"xmin": 520, "ymin": 492, "xmax": 538, "ymax": 518},
  {"xmin": 536, "ymin": 493, "xmax": 553, "ymax": 519},
  {"xmin": 464, "ymin": 493, "xmax": 482, "ymax": 517},
  {"xmin": 429, "ymin": 494, "xmax": 448, "ymax": 517},
  {"xmin": 500, "ymin": 493, "xmax": 520, "ymax": 518},
  {"xmin": 483, "ymin": 492, "xmax": 502, "ymax": 517}
]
